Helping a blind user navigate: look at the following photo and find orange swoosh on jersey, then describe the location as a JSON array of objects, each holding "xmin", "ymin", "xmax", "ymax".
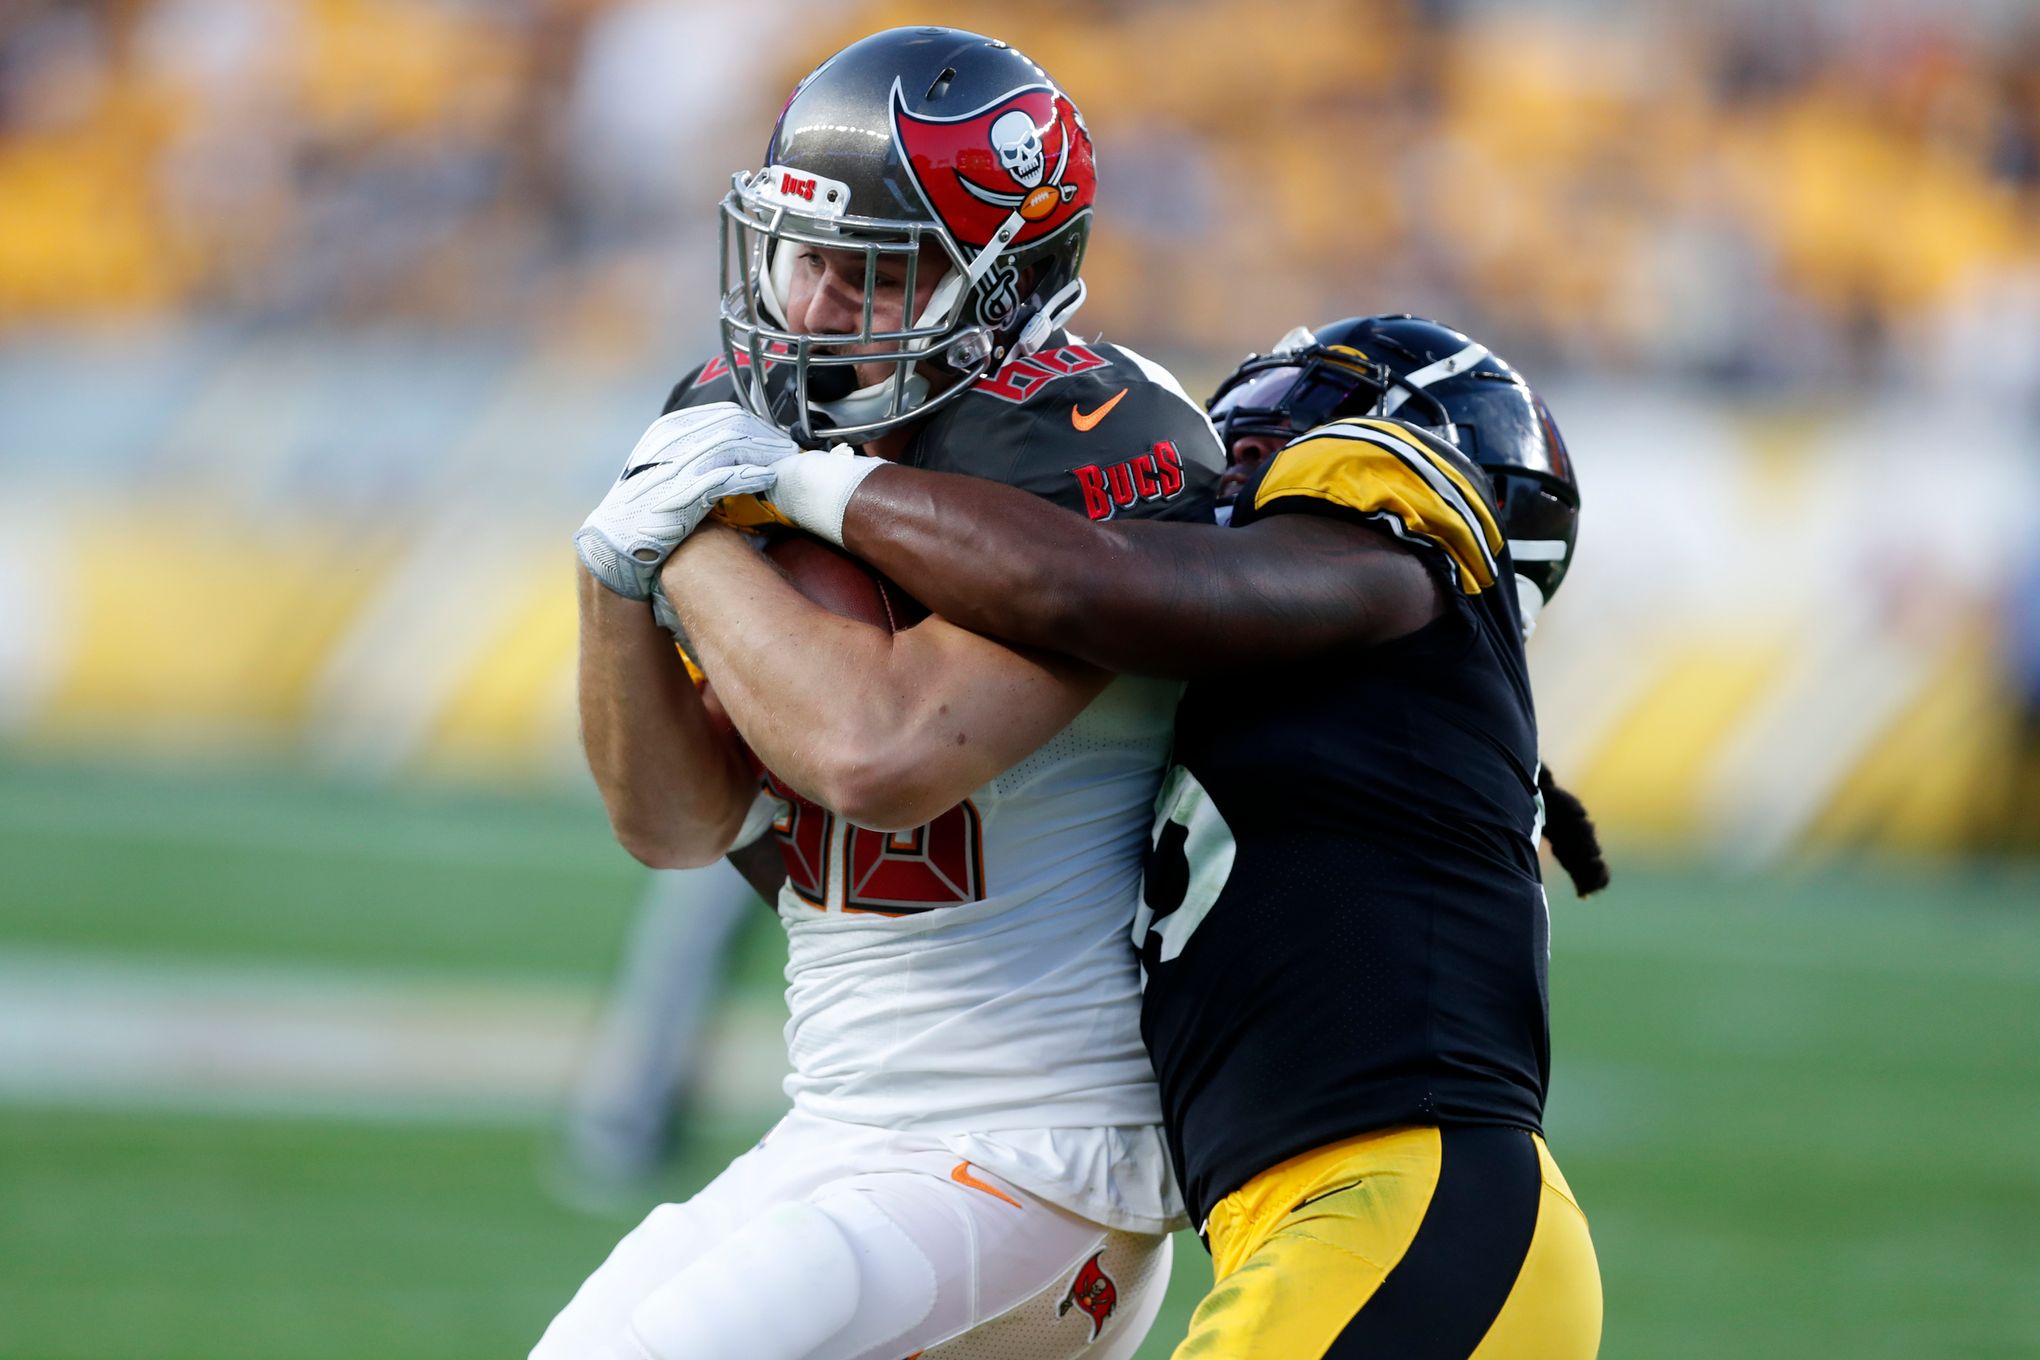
[
  {"xmin": 950, "ymin": 1161, "xmax": 1024, "ymax": 1209},
  {"xmin": 1071, "ymin": 388, "xmax": 1128, "ymax": 431}
]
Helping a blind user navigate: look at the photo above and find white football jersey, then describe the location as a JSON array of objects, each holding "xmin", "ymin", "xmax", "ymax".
[{"xmin": 766, "ymin": 674, "xmax": 1187, "ymax": 1233}]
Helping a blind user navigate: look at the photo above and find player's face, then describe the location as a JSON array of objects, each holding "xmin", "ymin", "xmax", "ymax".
[
  {"xmin": 1219, "ymin": 432, "xmax": 1286, "ymax": 498},
  {"xmin": 782, "ymin": 243, "xmax": 949, "ymax": 389}
]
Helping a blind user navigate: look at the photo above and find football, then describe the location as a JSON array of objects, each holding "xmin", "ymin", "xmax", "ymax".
[
  {"xmin": 764, "ymin": 532, "xmax": 927, "ymax": 633},
  {"xmin": 700, "ymin": 533, "xmax": 927, "ymax": 771}
]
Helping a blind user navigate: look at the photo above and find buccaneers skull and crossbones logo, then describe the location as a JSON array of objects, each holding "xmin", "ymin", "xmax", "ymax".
[
  {"xmin": 1056, "ymin": 1251, "xmax": 1118, "ymax": 1342},
  {"xmin": 971, "ymin": 107, "xmax": 1079, "ymax": 220},
  {"xmin": 892, "ymin": 83, "xmax": 1096, "ymax": 247}
]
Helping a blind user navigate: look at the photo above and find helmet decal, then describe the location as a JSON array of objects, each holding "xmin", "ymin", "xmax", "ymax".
[
  {"xmin": 976, "ymin": 262, "xmax": 1022, "ymax": 325},
  {"xmin": 891, "ymin": 81, "xmax": 1095, "ymax": 250}
]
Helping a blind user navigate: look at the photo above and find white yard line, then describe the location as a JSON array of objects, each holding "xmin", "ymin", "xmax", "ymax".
[
  {"xmin": 0, "ymin": 781, "xmax": 627, "ymax": 876},
  {"xmin": 0, "ymin": 950, "xmax": 789, "ymax": 1123}
]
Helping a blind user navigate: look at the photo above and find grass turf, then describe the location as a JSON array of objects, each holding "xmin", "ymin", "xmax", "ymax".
[{"xmin": 3, "ymin": 752, "xmax": 2037, "ymax": 1357}]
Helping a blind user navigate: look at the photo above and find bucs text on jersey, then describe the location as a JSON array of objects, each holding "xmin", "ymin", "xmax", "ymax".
[
  {"xmin": 1136, "ymin": 415, "xmax": 1550, "ymax": 1227},
  {"xmin": 661, "ymin": 335, "xmax": 1224, "ymax": 1234}
]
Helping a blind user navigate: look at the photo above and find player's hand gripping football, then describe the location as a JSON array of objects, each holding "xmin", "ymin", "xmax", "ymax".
[{"xmin": 573, "ymin": 403, "xmax": 800, "ymax": 599}]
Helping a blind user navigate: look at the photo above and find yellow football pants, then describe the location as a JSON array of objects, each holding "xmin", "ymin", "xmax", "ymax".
[{"xmin": 1173, "ymin": 1124, "xmax": 1601, "ymax": 1358}]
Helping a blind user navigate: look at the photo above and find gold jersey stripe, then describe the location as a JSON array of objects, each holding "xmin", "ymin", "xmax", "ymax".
[
  {"xmin": 1280, "ymin": 420, "xmax": 1502, "ymax": 579},
  {"xmin": 1253, "ymin": 430, "xmax": 1499, "ymax": 592},
  {"xmin": 1337, "ymin": 417, "xmax": 1504, "ymax": 554}
]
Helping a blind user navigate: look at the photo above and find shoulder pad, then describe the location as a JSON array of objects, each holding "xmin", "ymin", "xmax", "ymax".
[
  {"xmin": 1235, "ymin": 417, "xmax": 1505, "ymax": 595},
  {"xmin": 659, "ymin": 360, "xmax": 707, "ymax": 415},
  {"xmin": 914, "ymin": 339, "xmax": 1223, "ymax": 522}
]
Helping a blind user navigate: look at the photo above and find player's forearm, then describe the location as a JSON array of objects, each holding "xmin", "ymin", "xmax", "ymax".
[
  {"xmin": 661, "ymin": 528, "xmax": 900, "ymax": 810},
  {"xmin": 577, "ymin": 566, "xmax": 754, "ymax": 868},
  {"xmin": 843, "ymin": 469, "xmax": 1442, "ymax": 676},
  {"xmin": 839, "ymin": 466, "xmax": 1242, "ymax": 675},
  {"xmin": 659, "ymin": 529, "xmax": 953, "ymax": 826},
  {"xmin": 664, "ymin": 527, "xmax": 1094, "ymax": 830},
  {"xmin": 839, "ymin": 465, "xmax": 1147, "ymax": 658}
]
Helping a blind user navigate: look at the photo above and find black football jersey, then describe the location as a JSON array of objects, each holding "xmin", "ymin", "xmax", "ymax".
[
  {"xmin": 1139, "ymin": 416, "xmax": 1551, "ymax": 1226},
  {"xmin": 658, "ymin": 333, "xmax": 1224, "ymax": 524}
]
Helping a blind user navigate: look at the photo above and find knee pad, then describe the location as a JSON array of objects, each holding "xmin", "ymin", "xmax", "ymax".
[{"xmin": 622, "ymin": 1200, "xmax": 861, "ymax": 1360}]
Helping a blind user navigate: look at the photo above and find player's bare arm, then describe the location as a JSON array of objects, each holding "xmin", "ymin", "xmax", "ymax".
[
  {"xmin": 571, "ymin": 406, "xmax": 801, "ymax": 869},
  {"xmin": 577, "ymin": 565, "xmax": 757, "ymax": 868},
  {"xmin": 833, "ymin": 463, "xmax": 1445, "ymax": 678},
  {"xmin": 660, "ymin": 522, "xmax": 1108, "ymax": 832}
]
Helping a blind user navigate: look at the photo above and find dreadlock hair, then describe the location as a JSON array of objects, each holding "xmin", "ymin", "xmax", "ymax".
[{"xmin": 1538, "ymin": 765, "xmax": 1609, "ymax": 897}]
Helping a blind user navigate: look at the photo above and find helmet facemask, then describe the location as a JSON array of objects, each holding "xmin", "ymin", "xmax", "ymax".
[{"xmin": 719, "ymin": 167, "xmax": 997, "ymax": 445}]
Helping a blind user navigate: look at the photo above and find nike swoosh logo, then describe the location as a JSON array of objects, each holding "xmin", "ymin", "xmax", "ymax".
[
  {"xmin": 1291, "ymin": 1178, "xmax": 1365, "ymax": 1213},
  {"xmin": 1071, "ymin": 388, "xmax": 1128, "ymax": 431},
  {"xmin": 950, "ymin": 1161, "xmax": 1023, "ymax": 1209}
]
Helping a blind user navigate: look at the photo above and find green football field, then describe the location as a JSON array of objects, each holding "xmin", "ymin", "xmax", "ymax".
[{"xmin": 1, "ymin": 753, "xmax": 2037, "ymax": 1359}]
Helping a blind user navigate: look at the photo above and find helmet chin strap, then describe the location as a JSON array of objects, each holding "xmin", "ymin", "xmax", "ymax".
[{"xmin": 1015, "ymin": 278, "xmax": 1087, "ymax": 356}]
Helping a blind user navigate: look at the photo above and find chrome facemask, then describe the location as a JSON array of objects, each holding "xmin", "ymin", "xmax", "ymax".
[{"xmin": 717, "ymin": 167, "xmax": 997, "ymax": 445}]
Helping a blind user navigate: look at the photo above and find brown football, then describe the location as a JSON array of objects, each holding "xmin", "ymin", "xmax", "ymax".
[{"xmin": 764, "ymin": 532, "xmax": 928, "ymax": 633}]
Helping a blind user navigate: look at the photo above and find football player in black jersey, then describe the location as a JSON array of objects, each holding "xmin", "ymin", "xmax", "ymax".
[
  {"xmin": 556, "ymin": 27, "xmax": 1227, "ymax": 1360},
  {"xmin": 689, "ymin": 315, "xmax": 1608, "ymax": 1358}
]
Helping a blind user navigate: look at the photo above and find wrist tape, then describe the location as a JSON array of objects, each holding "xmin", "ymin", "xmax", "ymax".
[{"xmin": 767, "ymin": 448, "xmax": 885, "ymax": 547}]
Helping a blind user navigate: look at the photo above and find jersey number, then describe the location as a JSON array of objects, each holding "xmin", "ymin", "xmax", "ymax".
[
  {"xmin": 1135, "ymin": 766, "xmax": 1236, "ymax": 977},
  {"xmin": 764, "ymin": 772, "xmax": 985, "ymax": 915}
]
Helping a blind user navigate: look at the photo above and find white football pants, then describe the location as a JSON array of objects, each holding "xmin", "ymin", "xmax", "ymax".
[{"xmin": 531, "ymin": 1110, "xmax": 1171, "ymax": 1360}]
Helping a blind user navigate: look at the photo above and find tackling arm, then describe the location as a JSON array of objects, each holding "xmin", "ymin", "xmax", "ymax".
[
  {"xmin": 838, "ymin": 465, "xmax": 1444, "ymax": 678},
  {"xmin": 577, "ymin": 566, "xmax": 759, "ymax": 869},
  {"xmin": 662, "ymin": 525, "xmax": 1108, "ymax": 832}
]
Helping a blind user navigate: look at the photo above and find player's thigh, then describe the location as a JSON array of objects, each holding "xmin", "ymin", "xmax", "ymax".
[
  {"xmin": 914, "ymin": 1213, "xmax": 1171, "ymax": 1360},
  {"xmin": 1170, "ymin": 1186, "xmax": 1404, "ymax": 1359},
  {"xmin": 530, "ymin": 1130, "xmax": 794, "ymax": 1360},
  {"xmin": 1173, "ymin": 1126, "xmax": 1599, "ymax": 1360},
  {"xmin": 1468, "ymin": 1139, "xmax": 1602, "ymax": 1359},
  {"xmin": 623, "ymin": 1163, "xmax": 1171, "ymax": 1360},
  {"xmin": 529, "ymin": 1195, "xmax": 725, "ymax": 1360}
]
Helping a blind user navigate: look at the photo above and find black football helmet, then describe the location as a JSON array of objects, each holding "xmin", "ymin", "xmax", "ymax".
[
  {"xmin": 1208, "ymin": 314, "xmax": 1582, "ymax": 607},
  {"xmin": 719, "ymin": 27, "xmax": 1097, "ymax": 444}
]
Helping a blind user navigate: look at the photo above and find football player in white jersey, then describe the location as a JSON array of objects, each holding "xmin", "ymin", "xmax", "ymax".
[{"xmin": 541, "ymin": 27, "xmax": 1224, "ymax": 1360}]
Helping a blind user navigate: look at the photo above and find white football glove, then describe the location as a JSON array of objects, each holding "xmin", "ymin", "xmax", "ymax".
[
  {"xmin": 575, "ymin": 404, "xmax": 801, "ymax": 599},
  {"xmin": 618, "ymin": 403, "xmax": 800, "ymax": 481}
]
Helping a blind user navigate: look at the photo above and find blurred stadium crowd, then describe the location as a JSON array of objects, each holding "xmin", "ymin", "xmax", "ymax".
[
  {"xmin": 2, "ymin": 0, "xmax": 2037, "ymax": 855},
  {"xmin": 7, "ymin": 0, "xmax": 2040, "ymax": 393}
]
